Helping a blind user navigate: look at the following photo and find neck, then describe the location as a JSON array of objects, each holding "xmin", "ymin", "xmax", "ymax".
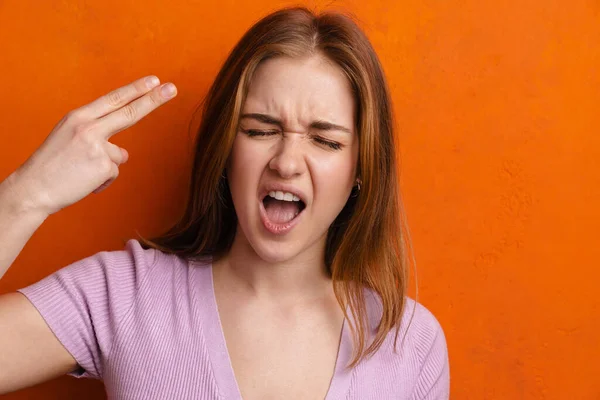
[{"xmin": 213, "ymin": 229, "xmax": 333, "ymax": 304}]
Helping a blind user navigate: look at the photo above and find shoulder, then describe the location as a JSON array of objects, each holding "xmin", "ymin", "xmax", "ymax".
[
  {"xmin": 18, "ymin": 238, "xmax": 160, "ymax": 300},
  {"xmin": 360, "ymin": 291, "xmax": 450, "ymax": 397},
  {"xmin": 362, "ymin": 289, "xmax": 446, "ymax": 350},
  {"xmin": 396, "ymin": 298, "xmax": 450, "ymax": 398},
  {"xmin": 15, "ymin": 238, "xmax": 178, "ymax": 341},
  {"xmin": 14, "ymin": 239, "xmax": 162, "ymax": 379},
  {"xmin": 400, "ymin": 297, "xmax": 446, "ymax": 351},
  {"xmin": 93, "ymin": 238, "xmax": 198, "ymax": 280},
  {"xmin": 369, "ymin": 295, "xmax": 448, "ymax": 367}
]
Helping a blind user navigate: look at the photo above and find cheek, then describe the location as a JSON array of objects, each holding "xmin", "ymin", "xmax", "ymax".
[
  {"xmin": 309, "ymin": 154, "xmax": 356, "ymax": 199},
  {"xmin": 229, "ymin": 135, "xmax": 251, "ymax": 170},
  {"xmin": 228, "ymin": 136, "xmax": 267, "ymax": 198}
]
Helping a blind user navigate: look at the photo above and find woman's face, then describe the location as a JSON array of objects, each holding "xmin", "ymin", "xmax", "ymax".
[{"xmin": 227, "ymin": 54, "xmax": 359, "ymax": 264}]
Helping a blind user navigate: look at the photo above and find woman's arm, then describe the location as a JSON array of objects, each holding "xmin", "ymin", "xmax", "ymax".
[
  {"xmin": 0, "ymin": 173, "xmax": 49, "ymax": 280},
  {"xmin": 0, "ymin": 75, "xmax": 176, "ymax": 393}
]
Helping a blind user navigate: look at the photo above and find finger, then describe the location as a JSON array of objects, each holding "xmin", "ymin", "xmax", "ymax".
[
  {"xmin": 93, "ymin": 163, "xmax": 119, "ymax": 194},
  {"xmin": 77, "ymin": 75, "xmax": 162, "ymax": 120},
  {"xmin": 104, "ymin": 142, "xmax": 128, "ymax": 165},
  {"xmin": 93, "ymin": 178, "xmax": 114, "ymax": 194},
  {"xmin": 96, "ymin": 82, "xmax": 177, "ymax": 140}
]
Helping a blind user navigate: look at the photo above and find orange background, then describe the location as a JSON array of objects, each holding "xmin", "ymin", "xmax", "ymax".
[{"xmin": 1, "ymin": 0, "xmax": 598, "ymax": 398}]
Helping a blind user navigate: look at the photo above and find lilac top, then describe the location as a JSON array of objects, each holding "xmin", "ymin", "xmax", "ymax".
[{"xmin": 17, "ymin": 239, "xmax": 449, "ymax": 399}]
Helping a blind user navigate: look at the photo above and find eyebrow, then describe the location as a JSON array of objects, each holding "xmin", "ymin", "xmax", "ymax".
[{"xmin": 240, "ymin": 113, "xmax": 353, "ymax": 134}]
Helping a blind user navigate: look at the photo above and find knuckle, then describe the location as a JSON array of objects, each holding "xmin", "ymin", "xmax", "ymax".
[
  {"xmin": 99, "ymin": 157, "xmax": 114, "ymax": 175},
  {"xmin": 148, "ymin": 91, "xmax": 162, "ymax": 106},
  {"xmin": 106, "ymin": 90, "xmax": 123, "ymax": 107},
  {"xmin": 122, "ymin": 104, "xmax": 137, "ymax": 122},
  {"xmin": 60, "ymin": 109, "xmax": 84, "ymax": 128},
  {"xmin": 65, "ymin": 109, "xmax": 80, "ymax": 122},
  {"xmin": 86, "ymin": 140, "xmax": 106, "ymax": 160},
  {"xmin": 72, "ymin": 123, "xmax": 94, "ymax": 139}
]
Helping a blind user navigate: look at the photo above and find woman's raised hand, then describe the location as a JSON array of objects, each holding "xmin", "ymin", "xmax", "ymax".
[{"xmin": 9, "ymin": 76, "xmax": 177, "ymax": 217}]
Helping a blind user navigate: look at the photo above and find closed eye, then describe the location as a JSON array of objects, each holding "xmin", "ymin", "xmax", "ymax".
[
  {"xmin": 314, "ymin": 137, "xmax": 342, "ymax": 150},
  {"xmin": 242, "ymin": 129, "xmax": 342, "ymax": 150},
  {"xmin": 244, "ymin": 129, "xmax": 279, "ymax": 136}
]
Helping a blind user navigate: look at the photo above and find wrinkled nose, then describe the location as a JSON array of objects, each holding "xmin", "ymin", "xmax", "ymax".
[{"xmin": 268, "ymin": 135, "xmax": 306, "ymax": 179}]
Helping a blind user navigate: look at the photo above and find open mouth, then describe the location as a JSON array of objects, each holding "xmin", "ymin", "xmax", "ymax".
[{"xmin": 262, "ymin": 194, "xmax": 306, "ymax": 225}]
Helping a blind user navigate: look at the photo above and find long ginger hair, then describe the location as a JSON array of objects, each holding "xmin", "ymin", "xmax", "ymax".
[{"xmin": 138, "ymin": 5, "xmax": 415, "ymax": 368}]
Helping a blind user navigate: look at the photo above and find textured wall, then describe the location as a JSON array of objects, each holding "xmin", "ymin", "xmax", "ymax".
[{"xmin": 0, "ymin": 0, "xmax": 598, "ymax": 398}]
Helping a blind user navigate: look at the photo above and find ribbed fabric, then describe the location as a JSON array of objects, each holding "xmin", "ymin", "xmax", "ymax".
[{"xmin": 17, "ymin": 239, "xmax": 449, "ymax": 399}]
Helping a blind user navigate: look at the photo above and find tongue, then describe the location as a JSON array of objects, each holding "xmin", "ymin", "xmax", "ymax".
[{"xmin": 264, "ymin": 199, "xmax": 300, "ymax": 224}]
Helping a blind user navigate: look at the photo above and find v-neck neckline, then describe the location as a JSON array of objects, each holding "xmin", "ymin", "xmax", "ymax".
[{"xmin": 195, "ymin": 262, "xmax": 353, "ymax": 400}]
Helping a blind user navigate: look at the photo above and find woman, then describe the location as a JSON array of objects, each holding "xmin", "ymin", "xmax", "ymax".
[{"xmin": 0, "ymin": 6, "xmax": 449, "ymax": 399}]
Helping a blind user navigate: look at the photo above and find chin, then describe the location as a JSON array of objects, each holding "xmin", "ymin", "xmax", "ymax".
[{"xmin": 250, "ymin": 240, "xmax": 304, "ymax": 264}]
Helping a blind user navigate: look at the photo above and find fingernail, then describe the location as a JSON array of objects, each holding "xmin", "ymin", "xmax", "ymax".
[
  {"xmin": 145, "ymin": 76, "xmax": 160, "ymax": 89},
  {"xmin": 160, "ymin": 83, "xmax": 177, "ymax": 98}
]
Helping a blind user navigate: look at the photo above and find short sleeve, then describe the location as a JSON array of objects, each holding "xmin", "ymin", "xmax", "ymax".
[
  {"xmin": 409, "ymin": 303, "xmax": 450, "ymax": 400},
  {"xmin": 16, "ymin": 239, "xmax": 157, "ymax": 380}
]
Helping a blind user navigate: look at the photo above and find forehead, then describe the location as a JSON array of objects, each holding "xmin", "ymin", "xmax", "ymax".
[{"xmin": 242, "ymin": 55, "xmax": 355, "ymax": 127}]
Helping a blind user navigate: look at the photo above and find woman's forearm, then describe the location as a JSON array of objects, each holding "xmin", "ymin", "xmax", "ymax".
[{"xmin": 0, "ymin": 173, "xmax": 49, "ymax": 281}]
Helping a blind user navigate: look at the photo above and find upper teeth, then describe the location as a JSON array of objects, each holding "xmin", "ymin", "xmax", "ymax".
[{"xmin": 269, "ymin": 191, "xmax": 301, "ymax": 202}]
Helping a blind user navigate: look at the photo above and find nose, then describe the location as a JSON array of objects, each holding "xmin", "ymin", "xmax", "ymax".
[{"xmin": 268, "ymin": 134, "xmax": 306, "ymax": 179}]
